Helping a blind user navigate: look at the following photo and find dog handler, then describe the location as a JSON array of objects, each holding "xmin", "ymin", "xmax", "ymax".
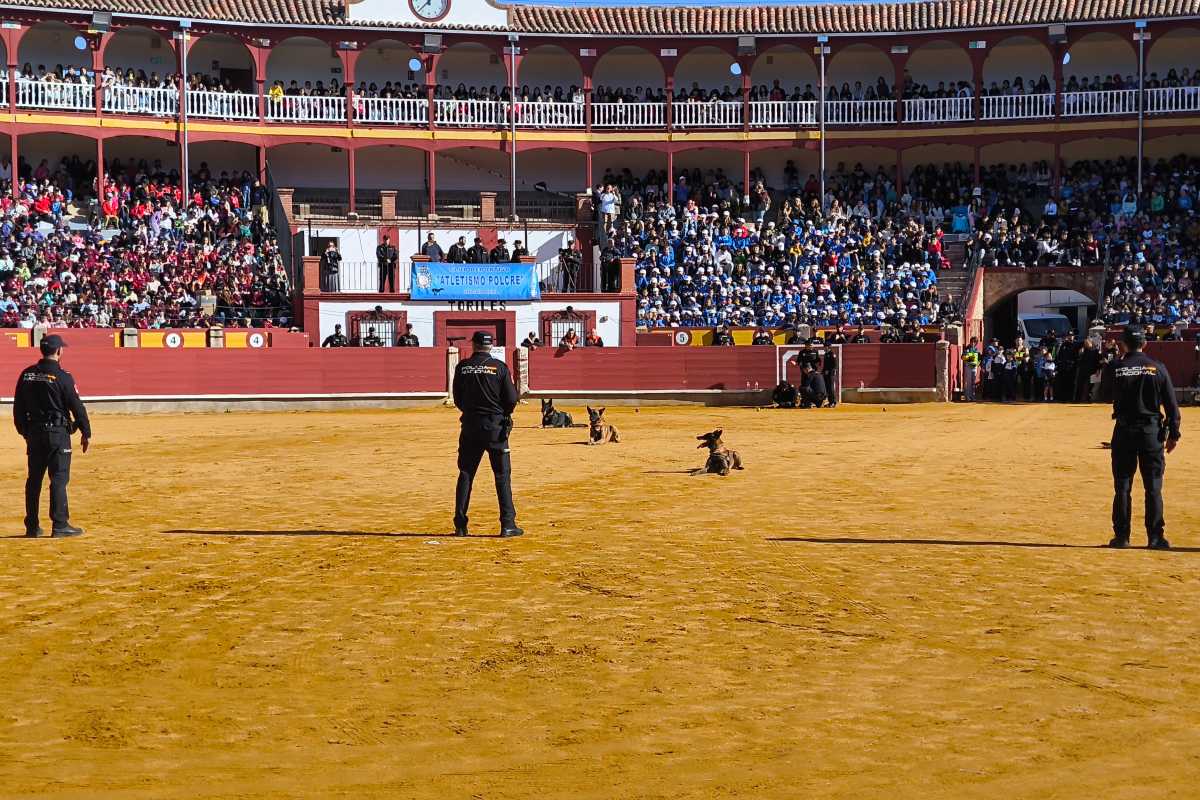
[
  {"xmin": 1100, "ymin": 324, "xmax": 1181, "ymax": 549},
  {"xmin": 13, "ymin": 334, "xmax": 89, "ymax": 538},
  {"xmin": 452, "ymin": 331, "xmax": 523, "ymax": 538}
]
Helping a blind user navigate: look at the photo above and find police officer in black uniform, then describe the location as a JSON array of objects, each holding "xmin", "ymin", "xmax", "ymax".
[
  {"xmin": 1100, "ymin": 325, "xmax": 1181, "ymax": 549},
  {"xmin": 799, "ymin": 363, "xmax": 828, "ymax": 408},
  {"xmin": 321, "ymin": 324, "xmax": 348, "ymax": 347},
  {"xmin": 12, "ymin": 334, "xmax": 89, "ymax": 538},
  {"xmin": 452, "ymin": 331, "xmax": 522, "ymax": 538}
]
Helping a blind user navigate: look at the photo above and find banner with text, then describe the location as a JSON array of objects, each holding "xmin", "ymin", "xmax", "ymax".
[{"xmin": 411, "ymin": 262, "xmax": 541, "ymax": 301}]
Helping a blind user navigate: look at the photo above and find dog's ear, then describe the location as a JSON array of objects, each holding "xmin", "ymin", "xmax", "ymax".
[
  {"xmin": 714, "ymin": 429, "xmax": 723, "ymax": 438},
  {"xmin": 587, "ymin": 406, "xmax": 594, "ymax": 414},
  {"xmin": 598, "ymin": 407, "xmax": 605, "ymax": 416}
]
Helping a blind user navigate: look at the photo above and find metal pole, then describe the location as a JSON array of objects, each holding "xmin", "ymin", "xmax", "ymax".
[
  {"xmin": 509, "ymin": 38, "xmax": 518, "ymax": 221},
  {"xmin": 1136, "ymin": 28, "xmax": 1145, "ymax": 202},
  {"xmin": 179, "ymin": 26, "xmax": 190, "ymax": 205},
  {"xmin": 818, "ymin": 39, "xmax": 826, "ymax": 214}
]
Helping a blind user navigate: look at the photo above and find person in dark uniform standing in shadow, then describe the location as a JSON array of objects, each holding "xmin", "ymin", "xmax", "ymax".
[
  {"xmin": 1100, "ymin": 324, "xmax": 1181, "ymax": 550},
  {"xmin": 12, "ymin": 334, "xmax": 89, "ymax": 538},
  {"xmin": 452, "ymin": 331, "xmax": 522, "ymax": 538}
]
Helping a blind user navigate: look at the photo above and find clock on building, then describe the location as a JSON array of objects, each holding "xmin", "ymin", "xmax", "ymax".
[{"xmin": 409, "ymin": 0, "xmax": 450, "ymax": 22}]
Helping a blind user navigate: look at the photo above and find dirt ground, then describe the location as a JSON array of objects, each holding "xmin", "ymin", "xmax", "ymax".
[{"xmin": 1, "ymin": 401, "xmax": 1199, "ymax": 799}]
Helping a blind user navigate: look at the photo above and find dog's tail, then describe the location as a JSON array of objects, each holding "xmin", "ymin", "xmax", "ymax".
[{"xmin": 570, "ymin": 422, "xmax": 587, "ymax": 428}]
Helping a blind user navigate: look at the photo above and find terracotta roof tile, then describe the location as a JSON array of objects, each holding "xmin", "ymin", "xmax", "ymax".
[{"xmin": 8, "ymin": 0, "xmax": 1200, "ymax": 34}]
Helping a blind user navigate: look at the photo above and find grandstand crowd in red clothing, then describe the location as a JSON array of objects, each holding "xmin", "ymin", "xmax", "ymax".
[{"xmin": 0, "ymin": 158, "xmax": 290, "ymax": 330}]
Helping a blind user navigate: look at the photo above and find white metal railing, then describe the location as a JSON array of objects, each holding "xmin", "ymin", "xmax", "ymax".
[
  {"xmin": 266, "ymin": 94, "xmax": 346, "ymax": 123},
  {"xmin": 903, "ymin": 96, "xmax": 973, "ymax": 124},
  {"xmin": 592, "ymin": 102, "xmax": 665, "ymax": 128},
  {"xmin": 356, "ymin": 96, "xmax": 427, "ymax": 125},
  {"xmin": 435, "ymin": 97, "xmax": 508, "ymax": 127},
  {"xmin": 750, "ymin": 100, "xmax": 817, "ymax": 127},
  {"xmin": 1062, "ymin": 89, "xmax": 1137, "ymax": 117},
  {"xmin": 673, "ymin": 100, "xmax": 742, "ymax": 128},
  {"xmin": 824, "ymin": 99, "xmax": 895, "ymax": 125},
  {"xmin": 17, "ymin": 79, "xmax": 94, "ymax": 112},
  {"xmin": 981, "ymin": 93, "xmax": 1055, "ymax": 120},
  {"xmin": 333, "ymin": 260, "xmax": 413, "ymax": 294},
  {"xmin": 1144, "ymin": 85, "xmax": 1200, "ymax": 115},
  {"xmin": 102, "ymin": 85, "xmax": 177, "ymax": 116},
  {"xmin": 188, "ymin": 90, "xmax": 257, "ymax": 120},
  {"xmin": 513, "ymin": 100, "xmax": 584, "ymax": 128}
]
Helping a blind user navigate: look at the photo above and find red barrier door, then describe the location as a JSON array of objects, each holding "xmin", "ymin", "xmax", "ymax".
[{"xmin": 442, "ymin": 320, "xmax": 502, "ymax": 350}]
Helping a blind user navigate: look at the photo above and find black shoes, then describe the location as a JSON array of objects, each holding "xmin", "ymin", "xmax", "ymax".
[
  {"xmin": 24, "ymin": 528, "xmax": 44, "ymax": 538},
  {"xmin": 454, "ymin": 525, "xmax": 469, "ymax": 537},
  {"xmin": 50, "ymin": 525, "xmax": 84, "ymax": 538},
  {"xmin": 1107, "ymin": 536, "xmax": 1129, "ymax": 548},
  {"xmin": 500, "ymin": 526, "xmax": 524, "ymax": 538},
  {"xmin": 1148, "ymin": 536, "xmax": 1171, "ymax": 551}
]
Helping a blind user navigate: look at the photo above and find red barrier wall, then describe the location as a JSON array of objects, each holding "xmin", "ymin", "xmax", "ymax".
[
  {"xmin": 1145, "ymin": 342, "xmax": 1200, "ymax": 388},
  {"xmin": 528, "ymin": 347, "xmax": 778, "ymax": 392},
  {"xmin": 840, "ymin": 344, "xmax": 937, "ymax": 389},
  {"xmin": 0, "ymin": 348, "xmax": 448, "ymax": 399}
]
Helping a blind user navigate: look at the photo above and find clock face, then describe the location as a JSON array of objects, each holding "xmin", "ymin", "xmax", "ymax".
[{"xmin": 409, "ymin": 0, "xmax": 450, "ymax": 22}]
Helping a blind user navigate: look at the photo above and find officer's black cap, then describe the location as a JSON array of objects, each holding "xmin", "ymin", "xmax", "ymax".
[
  {"xmin": 471, "ymin": 331, "xmax": 493, "ymax": 346},
  {"xmin": 40, "ymin": 334, "xmax": 67, "ymax": 354},
  {"xmin": 1121, "ymin": 324, "xmax": 1146, "ymax": 349}
]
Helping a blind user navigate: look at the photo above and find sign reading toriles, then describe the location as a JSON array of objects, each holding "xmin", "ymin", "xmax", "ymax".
[{"xmin": 411, "ymin": 263, "xmax": 541, "ymax": 302}]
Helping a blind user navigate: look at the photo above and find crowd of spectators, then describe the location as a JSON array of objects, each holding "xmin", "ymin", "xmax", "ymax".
[
  {"xmin": 597, "ymin": 162, "xmax": 953, "ymax": 331},
  {"xmin": 0, "ymin": 158, "xmax": 290, "ymax": 330}
]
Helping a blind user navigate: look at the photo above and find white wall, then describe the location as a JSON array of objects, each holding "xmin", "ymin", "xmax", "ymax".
[
  {"xmin": 983, "ymin": 38, "xmax": 1053, "ymax": 86},
  {"xmin": 906, "ymin": 41, "xmax": 971, "ymax": 89},
  {"xmin": 189, "ymin": 34, "xmax": 254, "ymax": 80},
  {"xmin": 312, "ymin": 227, "xmax": 377, "ymax": 262},
  {"xmin": 675, "ymin": 49, "xmax": 741, "ymax": 94},
  {"xmin": 827, "ymin": 46, "xmax": 892, "ymax": 91},
  {"xmin": 1148, "ymin": 29, "xmax": 1200, "ymax": 75},
  {"xmin": 594, "ymin": 48, "xmax": 665, "ymax": 92},
  {"xmin": 518, "ymin": 47, "xmax": 582, "ymax": 91},
  {"xmin": 18, "ymin": 22, "xmax": 83, "ymax": 70},
  {"xmin": 437, "ymin": 44, "xmax": 505, "ymax": 90},
  {"xmin": 357, "ymin": 147, "xmax": 426, "ymax": 191},
  {"xmin": 1065, "ymin": 34, "xmax": 1135, "ymax": 81},
  {"xmin": 267, "ymin": 38, "xmax": 342, "ymax": 87},
  {"xmin": 268, "ymin": 144, "xmax": 351, "ymax": 188},
  {"xmin": 104, "ymin": 28, "xmax": 174, "ymax": 76},
  {"xmin": 318, "ymin": 298, "xmax": 624, "ymax": 348},
  {"xmin": 356, "ymin": 41, "xmax": 421, "ymax": 86},
  {"xmin": 750, "ymin": 48, "xmax": 818, "ymax": 91}
]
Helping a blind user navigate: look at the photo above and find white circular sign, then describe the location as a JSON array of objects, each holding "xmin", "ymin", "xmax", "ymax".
[
  {"xmin": 674, "ymin": 330, "xmax": 691, "ymax": 346},
  {"xmin": 163, "ymin": 332, "xmax": 183, "ymax": 349},
  {"xmin": 247, "ymin": 332, "xmax": 266, "ymax": 348}
]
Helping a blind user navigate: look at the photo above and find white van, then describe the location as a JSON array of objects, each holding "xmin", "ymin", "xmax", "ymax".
[{"xmin": 1017, "ymin": 313, "xmax": 1074, "ymax": 349}]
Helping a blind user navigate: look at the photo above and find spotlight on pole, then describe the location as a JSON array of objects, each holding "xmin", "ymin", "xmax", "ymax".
[
  {"xmin": 408, "ymin": 57, "xmax": 423, "ymax": 72},
  {"xmin": 729, "ymin": 62, "xmax": 742, "ymax": 77}
]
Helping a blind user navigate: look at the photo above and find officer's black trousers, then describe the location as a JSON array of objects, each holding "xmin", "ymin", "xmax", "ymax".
[
  {"xmin": 1111, "ymin": 423, "xmax": 1166, "ymax": 541},
  {"xmin": 25, "ymin": 428, "xmax": 72, "ymax": 531},
  {"xmin": 454, "ymin": 427, "xmax": 516, "ymax": 530},
  {"xmin": 823, "ymin": 371, "xmax": 838, "ymax": 406},
  {"xmin": 378, "ymin": 262, "xmax": 394, "ymax": 293}
]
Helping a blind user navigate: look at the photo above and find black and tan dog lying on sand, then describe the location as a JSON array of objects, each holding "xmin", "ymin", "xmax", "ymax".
[
  {"xmin": 587, "ymin": 406, "xmax": 621, "ymax": 445},
  {"xmin": 541, "ymin": 398, "xmax": 581, "ymax": 428},
  {"xmin": 694, "ymin": 429, "xmax": 744, "ymax": 475}
]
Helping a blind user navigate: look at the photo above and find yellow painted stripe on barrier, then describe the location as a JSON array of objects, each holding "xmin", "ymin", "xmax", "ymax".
[
  {"xmin": 224, "ymin": 331, "xmax": 248, "ymax": 348},
  {"xmin": 3, "ymin": 330, "xmax": 31, "ymax": 347}
]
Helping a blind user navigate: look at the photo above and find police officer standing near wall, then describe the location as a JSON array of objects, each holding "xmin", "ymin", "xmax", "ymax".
[
  {"xmin": 452, "ymin": 331, "xmax": 522, "ymax": 538},
  {"xmin": 1100, "ymin": 324, "xmax": 1181, "ymax": 550},
  {"xmin": 12, "ymin": 334, "xmax": 89, "ymax": 538}
]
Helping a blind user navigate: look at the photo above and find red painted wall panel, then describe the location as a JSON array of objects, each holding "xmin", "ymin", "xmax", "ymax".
[
  {"xmin": 0, "ymin": 348, "xmax": 448, "ymax": 399},
  {"xmin": 528, "ymin": 347, "xmax": 778, "ymax": 392},
  {"xmin": 840, "ymin": 344, "xmax": 937, "ymax": 389},
  {"xmin": 1145, "ymin": 342, "xmax": 1200, "ymax": 388}
]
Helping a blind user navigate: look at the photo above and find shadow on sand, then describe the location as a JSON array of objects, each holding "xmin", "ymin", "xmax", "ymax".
[
  {"xmin": 164, "ymin": 529, "xmax": 510, "ymax": 539},
  {"xmin": 769, "ymin": 535, "xmax": 1200, "ymax": 552}
]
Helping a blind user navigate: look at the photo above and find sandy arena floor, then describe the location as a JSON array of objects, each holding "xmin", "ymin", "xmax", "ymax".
[{"xmin": 1, "ymin": 402, "xmax": 1199, "ymax": 799}]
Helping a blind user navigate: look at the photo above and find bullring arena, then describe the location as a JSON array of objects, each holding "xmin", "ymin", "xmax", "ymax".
[{"xmin": 4, "ymin": 0, "xmax": 1200, "ymax": 794}]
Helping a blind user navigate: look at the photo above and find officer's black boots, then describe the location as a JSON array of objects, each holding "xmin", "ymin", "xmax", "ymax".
[
  {"xmin": 1107, "ymin": 536, "xmax": 1129, "ymax": 548},
  {"xmin": 24, "ymin": 527, "xmax": 44, "ymax": 538},
  {"xmin": 454, "ymin": 524, "xmax": 469, "ymax": 537},
  {"xmin": 51, "ymin": 525, "xmax": 83, "ymax": 538},
  {"xmin": 500, "ymin": 526, "xmax": 524, "ymax": 538},
  {"xmin": 1148, "ymin": 536, "xmax": 1171, "ymax": 550}
]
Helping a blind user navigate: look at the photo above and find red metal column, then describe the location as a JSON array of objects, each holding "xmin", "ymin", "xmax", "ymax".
[
  {"xmin": 10, "ymin": 133, "xmax": 17, "ymax": 199},
  {"xmin": 427, "ymin": 149, "xmax": 437, "ymax": 215},
  {"xmin": 584, "ymin": 150, "xmax": 593, "ymax": 189},
  {"xmin": 257, "ymin": 145, "xmax": 266, "ymax": 184},
  {"xmin": 742, "ymin": 149, "xmax": 751, "ymax": 199},
  {"xmin": 666, "ymin": 149, "xmax": 674, "ymax": 191},
  {"xmin": 96, "ymin": 136, "xmax": 105, "ymax": 200},
  {"xmin": 347, "ymin": 146, "xmax": 356, "ymax": 213}
]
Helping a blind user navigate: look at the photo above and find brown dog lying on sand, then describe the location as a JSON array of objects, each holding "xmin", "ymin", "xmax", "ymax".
[
  {"xmin": 587, "ymin": 406, "xmax": 621, "ymax": 445},
  {"xmin": 694, "ymin": 429, "xmax": 744, "ymax": 475}
]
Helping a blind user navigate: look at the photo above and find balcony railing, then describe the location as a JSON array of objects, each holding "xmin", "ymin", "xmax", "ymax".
[
  {"xmin": 1145, "ymin": 85, "xmax": 1200, "ymax": 114},
  {"xmin": 17, "ymin": 79, "xmax": 93, "ymax": 112},
  {"xmin": 593, "ymin": 102, "xmax": 665, "ymax": 128},
  {"xmin": 981, "ymin": 92, "xmax": 1055, "ymax": 120},
  {"xmin": 356, "ymin": 96, "xmax": 428, "ymax": 125},
  {"xmin": 674, "ymin": 100, "xmax": 742, "ymax": 129},
  {"xmin": 513, "ymin": 100, "xmax": 584, "ymax": 128},
  {"xmin": 1062, "ymin": 88, "xmax": 1138, "ymax": 117},
  {"xmin": 266, "ymin": 95, "xmax": 346, "ymax": 123},
  {"xmin": 188, "ymin": 90, "xmax": 257, "ymax": 120},
  {"xmin": 103, "ymin": 85, "xmax": 178, "ymax": 116},
  {"xmin": 9, "ymin": 82, "xmax": 1200, "ymax": 131},
  {"xmin": 435, "ymin": 97, "xmax": 507, "ymax": 128},
  {"xmin": 750, "ymin": 100, "xmax": 818, "ymax": 127},
  {"xmin": 825, "ymin": 99, "xmax": 895, "ymax": 125},
  {"xmin": 902, "ymin": 96, "xmax": 973, "ymax": 124}
]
